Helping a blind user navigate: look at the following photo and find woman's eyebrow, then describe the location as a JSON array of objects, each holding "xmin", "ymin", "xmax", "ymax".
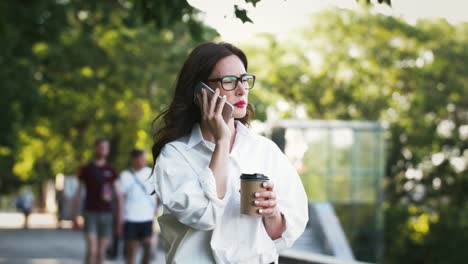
[{"xmin": 225, "ymin": 73, "xmax": 248, "ymax": 77}]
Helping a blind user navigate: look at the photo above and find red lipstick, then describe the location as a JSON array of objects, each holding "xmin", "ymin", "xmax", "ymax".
[{"xmin": 234, "ymin": 100, "xmax": 246, "ymax": 108}]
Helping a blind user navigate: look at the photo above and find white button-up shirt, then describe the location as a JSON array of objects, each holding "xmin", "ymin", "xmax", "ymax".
[{"xmin": 152, "ymin": 121, "xmax": 308, "ymax": 264}]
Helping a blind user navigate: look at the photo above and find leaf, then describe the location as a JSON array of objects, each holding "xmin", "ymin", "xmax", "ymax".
[
  {"xmin": 245, "ymin": 0, "xmax": 261, "ymax": 7},
  {"xmin": 234, "ymin": 5, "xmax": 253, "ymax": 24},
  {"xmin": 360, "ymin": 0, "xmax": 392, "ymax": 6},
  {"xmin": 378, "ymin": 0, "xmax": 392, "ymax": 6}
]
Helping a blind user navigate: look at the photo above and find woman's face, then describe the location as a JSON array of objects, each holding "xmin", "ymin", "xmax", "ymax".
[{"xmin": 206, "ymin": 55, "xmax": 249, "ymax": 119}]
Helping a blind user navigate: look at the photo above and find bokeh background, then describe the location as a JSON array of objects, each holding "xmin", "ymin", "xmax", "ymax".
[{"xmin": 1, "ymin": 0, "xmax": 467, "ymax": 263}]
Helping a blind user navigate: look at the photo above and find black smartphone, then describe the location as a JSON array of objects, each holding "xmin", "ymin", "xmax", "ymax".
[{"xmin": 194, "ymin": 82, "xmax": 234, "ymax": 123}]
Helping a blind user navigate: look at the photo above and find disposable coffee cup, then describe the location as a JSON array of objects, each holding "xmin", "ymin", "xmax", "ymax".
[{"xmin": 240, "ymin": 173, "xmax": 270, "ymax": 216}]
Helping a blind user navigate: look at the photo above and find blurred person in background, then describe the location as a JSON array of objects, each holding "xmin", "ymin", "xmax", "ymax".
[
  {"xmin": 15, "ymin": 186, "xmax": 34, "ymax": 229},
  {"xmin": 72, "ymin": 138, "xmax": 123, "ymax": 264},
  {"xmin": 120, "ymin": 149, "xmax": 159, "ymax": 264}
]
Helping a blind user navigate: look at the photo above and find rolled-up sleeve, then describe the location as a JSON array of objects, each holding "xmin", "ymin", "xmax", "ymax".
[
  {"xmin": 271, "ymin": 144, "xmax": 309, "ymax": 251},
  {"xmin": 153, "ymin": 144, "xmax": 227, "ymax": 231}
]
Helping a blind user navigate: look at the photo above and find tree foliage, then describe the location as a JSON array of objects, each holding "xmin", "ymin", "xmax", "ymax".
[
  {"xmin": 244, "ymin": 8, "xmax": 467, "ymax": 263},
  {"xmin": 0, "ymin": 0, "xmax": 217, "ymax": 193}
]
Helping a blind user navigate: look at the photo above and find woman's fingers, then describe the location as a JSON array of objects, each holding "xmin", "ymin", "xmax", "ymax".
[
  {"xmin": 197, "ymin": 93, "xmax": 203, "ymax": 111},
  {"xmin": 254, "ymin": 191, "xmax": 276, "ymax": 200},
  {"xmin": 202, "ymin": 89, "xmax": 208, "ymax": 119},
  {"xmin": 197, "ymin": 94, "xmax": 201, "ymax": 107},
  {"xmin": 253, "ymin": 182, "xmax": 277, "ymax": 216},
  {"xmin": 262, "ymin": 181, "xmax": 274, "ymax": 191},
  {"xmin": 254, "ymin": 199, "xmax": 276, "ymax": 208},
  {"xmin": 215, "ymin": 94, "xmax": 227, "ymax": 116},
  {"xmin": 208, "ymin": 88, "xmax": 220, "ymax": 116},
  {"xmin": 258, "ymin": 207, "xmax": 275, "ymax": 216}
]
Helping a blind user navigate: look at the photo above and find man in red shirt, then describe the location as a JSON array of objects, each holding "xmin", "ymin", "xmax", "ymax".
[{"xmin": 72, "ymin": 138, "xmax": 123, "ymax": 264}]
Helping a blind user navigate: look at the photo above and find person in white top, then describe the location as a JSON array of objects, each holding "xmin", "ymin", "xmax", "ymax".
[
  {"xmin": 120, "ymin": 149, "xmax": 159, "ymax": 264},
  {"xmin": 151, "ymin": 42, "xmax": 309, "ymax": 264}
]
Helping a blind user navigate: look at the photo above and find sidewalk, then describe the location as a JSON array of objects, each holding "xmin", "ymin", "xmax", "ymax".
[
  {"xmin": 0, "ymin": 228, "xmax": 87, "ymax": 264},
  {"xmin": 0, "ymin": 212, "xmax": 164, "ymax": 264}
]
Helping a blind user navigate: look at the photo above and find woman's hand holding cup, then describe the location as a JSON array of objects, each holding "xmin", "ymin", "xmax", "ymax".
[{"xmin": 254, "ymin": 181, "xmax": 279, "ymax": 218}]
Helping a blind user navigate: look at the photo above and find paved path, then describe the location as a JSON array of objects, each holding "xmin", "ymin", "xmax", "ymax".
[
  {"xmin": 0, "ymin": 228, "xmax": 88, "ymax": 264},
  {"xmin": 0, "ymin": 212, "xmax": 164, "ymax": 264}
]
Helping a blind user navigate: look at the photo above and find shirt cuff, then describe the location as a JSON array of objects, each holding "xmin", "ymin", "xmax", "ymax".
[
  {"xmin": 274, "ymin": 236, "xmax": 288, "ymax": 252},
  {"xmin": 197, "ymin": 167, "xmax": 228, "ymax": 207},
  {"xmin": 273, "ymin": 207, "xmax": 295, "ymax": 252}
]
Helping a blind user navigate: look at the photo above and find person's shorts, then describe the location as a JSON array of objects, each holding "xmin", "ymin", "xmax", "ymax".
[
  {"xmin": 124, "ymin": 221, "xmax": 153, "ymax": 241},
  {"xmin": 22, "ymin": 208, "xmax": 32, "ymax": 216},
  {"xmin": 83, "ymin": 211, "xmax": 113, "ymax": 238}
]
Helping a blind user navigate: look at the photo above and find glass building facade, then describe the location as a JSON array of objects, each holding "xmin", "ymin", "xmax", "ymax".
[{"xmin": 270, "ymin": 119, "xmax": 385, "ymax": 263}]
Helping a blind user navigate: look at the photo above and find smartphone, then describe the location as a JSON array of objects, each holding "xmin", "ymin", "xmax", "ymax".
[{"xmin": 194, "ymin": 82, "xmax": 234, "ymax": 123}]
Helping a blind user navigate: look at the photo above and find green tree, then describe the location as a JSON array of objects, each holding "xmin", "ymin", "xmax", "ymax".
[
  {"xmin": 0, "ymin": 0, "xmax": 216, "ymax": 195},
  {"xmin": 244, "ymin": 7, "xmax": 467, "ymax": 263}
]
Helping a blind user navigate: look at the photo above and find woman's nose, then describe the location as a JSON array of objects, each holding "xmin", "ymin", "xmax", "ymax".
[{"xmin": 235, "ymin": 82, "xmax": 247, "ymax": 96}]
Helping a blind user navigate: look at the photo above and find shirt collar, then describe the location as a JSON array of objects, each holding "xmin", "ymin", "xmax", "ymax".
[
  {"xmin": 187, "ymin": 120, "xmax": 251, "ymax": 150},
  {"xmin": 187, "ymin": 122, "xmax": 204, "ymax": 149},
  {"xmin": 235, "ymin": 120, "xmax": 250, "ymax": 137}
]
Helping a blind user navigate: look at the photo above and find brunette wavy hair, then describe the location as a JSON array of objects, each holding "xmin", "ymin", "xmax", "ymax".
[{"xmin": 151, "ymin": 42, "xmax": 255, "ymax": 166}]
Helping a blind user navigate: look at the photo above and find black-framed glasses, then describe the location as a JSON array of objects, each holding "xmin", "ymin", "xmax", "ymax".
[{"xmin": 206, "ymin": 74, "xmax": 256, "ymax": 91}]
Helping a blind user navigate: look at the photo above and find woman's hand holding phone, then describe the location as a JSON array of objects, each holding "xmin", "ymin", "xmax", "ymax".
[
  {"xmin": 199, "ymin": 88, "xmax": 231, "ymax": 199},
  {"xmin": 198, "ymin": 88, "xmax": 231, "ymax": 143}
]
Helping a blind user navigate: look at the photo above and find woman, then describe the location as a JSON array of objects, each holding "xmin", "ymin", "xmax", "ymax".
[{"xmin": 152, "ymin": 42, "xmax": 308, "ymax": 263}]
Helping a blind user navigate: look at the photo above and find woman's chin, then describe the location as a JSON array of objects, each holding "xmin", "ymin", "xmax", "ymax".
[{"xmin": 232, "ymin": 109, "xmax": 247, "ymax": 119}]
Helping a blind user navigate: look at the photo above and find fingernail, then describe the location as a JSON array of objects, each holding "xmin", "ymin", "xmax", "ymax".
[
  {"xmin": 255, "ymin": 192, "xmax": 260, "ymax": 197},
  {"xmin": 263, "ymin": 182, "xmax": 267, "ymax": 187},
  {"xmin": 259, "ymin": 209, "xmax": 263, "ymax": 214},
  {"xmin": 254, "ymin": 200, "xmax": 259, "ymax": 205}
]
